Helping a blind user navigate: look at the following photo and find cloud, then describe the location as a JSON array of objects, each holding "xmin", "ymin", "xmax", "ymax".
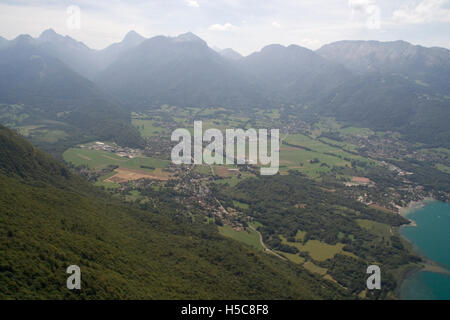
[
  {"xmin": 1, "ymin": 0, "xmax": 449, "ymax": 55},
  {"xmin": 209, "ymin": 22, "xmax": 236, "ymax": 31},
  {"xmin": 393, "ymin": 0, "xmax": 450, "ymax": 24},
  {"xmin": 271, "ymin": 21, "xmax": 281, "ymax": 28},
  {"xmin": 299, "ymin": 38, "xmax": 320, "ymax": 49},
  {"xmin": 186, "ymin": 0, "xmax": 200, "ymax": 8},
  {"xmin": 348, "ymin": 0, "xmax": 381, "ymax": 29}
]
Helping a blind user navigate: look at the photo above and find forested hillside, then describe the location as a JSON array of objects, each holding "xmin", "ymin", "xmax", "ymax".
[
  {"xmin": 1, "ymin": 30, "xmax": 449, "ymax": 150},
  {"xmin": 0, "ymin": 36, "xmax": 144, "ymax": 154},
  {"xmin": 0, "ymin": 126, "xmax": 348, "ymax": 299}
]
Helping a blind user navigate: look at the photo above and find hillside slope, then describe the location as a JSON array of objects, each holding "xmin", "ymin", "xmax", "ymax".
[
  {"xmin": 0, "ymin": 36, "xmax": 144, "ymax": 153},
  {"xmin": 96, "ymin": 33, "xmax": 265, "ymax": 109},
  {"xmin": 0, "ymin": 126, "xmax": 348, "ymax": 299}
]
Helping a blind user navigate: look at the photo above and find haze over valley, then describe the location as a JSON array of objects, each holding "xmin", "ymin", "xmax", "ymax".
[{"xmin": 1, "ymin": 1, "xmax": 450, "ymax": 302}]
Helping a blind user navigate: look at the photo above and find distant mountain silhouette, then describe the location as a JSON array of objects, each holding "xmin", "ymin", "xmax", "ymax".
[{"xmin": 1, "ymin": 29, "xmax": 449, "ymax": 147}]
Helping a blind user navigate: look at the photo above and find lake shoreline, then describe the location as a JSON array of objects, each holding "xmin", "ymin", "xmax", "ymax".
[
  {"xmin": 396, "ymin": 199, "xmax": 450, "ymax": 299},
  {"xmin": 398, "ymin": 197, "xmax": 434, "ymax": 223}
]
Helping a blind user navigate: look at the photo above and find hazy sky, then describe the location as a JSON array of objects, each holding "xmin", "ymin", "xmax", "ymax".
[{"xmin": 0, "ymin": 0, "xmax": 449, "ymax": 55}]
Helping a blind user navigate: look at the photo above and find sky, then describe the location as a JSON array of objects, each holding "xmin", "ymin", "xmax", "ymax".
[{"xmin": 0, "ymin": 0, "xmax": 449, "ymax": 55}]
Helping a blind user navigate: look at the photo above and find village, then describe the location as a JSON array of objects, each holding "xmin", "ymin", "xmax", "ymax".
[{"xmin": 82, "ymin": 141, "xmax": 144, "ymax": 159}]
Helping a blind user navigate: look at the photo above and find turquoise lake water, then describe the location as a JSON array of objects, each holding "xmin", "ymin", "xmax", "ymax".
[{"xmin": 400, "ymin": 201, "xmax": 450, "ymax": 300}]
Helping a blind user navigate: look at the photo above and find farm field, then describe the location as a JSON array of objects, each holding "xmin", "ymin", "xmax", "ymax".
[
  {"xmin": 132, "ymin": 107, "xmax": 379, "ymax": 179},
  {"xmin": 63, "ymin": 147, "xmax": 171, "ymax": 184},
  {"xmin": 63, "ymin": 147, "xmax": 169, "ymax": 171},
  {"xmin": 281, "ymin": 133, "xmax": 375, "ymax": 178},
  {"xmin": 337, "ymin": 127, "xmax": 374, "ymax": 137},
  {"xmin": 106, "ymin": 168, "xmax": 170, "ymax": 183},
  {"xmin": 318, "ymin": 137, "xmax": 359, "ymax": 153}
]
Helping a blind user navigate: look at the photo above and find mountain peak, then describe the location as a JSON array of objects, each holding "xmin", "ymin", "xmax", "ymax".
[
  {"xmin": 12, "ymin": 34, "xmax": 35, "ymax": 46},
  {"xmin": 173, "ymin": 32, "xmax": 206, "ymax": 45},
  {"xmin": 220, "ymin": 48, "xmax": 243, "ymax": 60},
  {"xmin": 260, "ymin": 44, "xmax": 286, "ymax": 52},
  {"xmin": 123, "ymin": 30, "xmax": 145, "ymax": 44},
  {"xmin": 39, "ymin": 28, "xmax": 61, "ymax": 41}
]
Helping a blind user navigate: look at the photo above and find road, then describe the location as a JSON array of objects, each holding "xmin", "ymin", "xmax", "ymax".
[{"xmin": 248, "ymin": 225, "xmax": 287, "ymax": 261}]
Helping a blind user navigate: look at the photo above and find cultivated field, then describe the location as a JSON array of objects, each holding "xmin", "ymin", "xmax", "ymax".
[
  {"xmin": 63, "ymin": 147, "xmax": 172, "ymax": 184},
  {"xmin": 105, "ymin": 168, "xmax": 170, "ymax": 183},
  {"xmin": 63, "ymin": 147, "xmax": 169, "ymax": 172}
]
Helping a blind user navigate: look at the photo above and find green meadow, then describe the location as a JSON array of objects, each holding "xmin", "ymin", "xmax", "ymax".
[
  {"xmin": 132, "ymin": 119, "xmax": 167, "ymax": 138},
  {"xmin": 219, "ymin": 225, "xmax": 264, "ymax": 251},
  {"xmin": 281, "ymin": 133, "xmax": 374, "ymax": 177},
  {"xmin": 356, "ymin": 219, "xmax": 392, "ymax": 239},
  {"xmin": 93, "ymin": 171, "xmax": 120, "ymax": 189},
  {"xmin": 436, "ymin": 164, "xmax": 450, "ymax": 174},
  {"xmin": 280, "ymin": 235, "xmax": 355, "ymax": 262},
  {"xmin": 233, "ymin": 200, "xmax": 249, "ymax": 210},
  {"xmin": 63, "ymin": 147, "xmax": 169, "ymax": 172},
  {"xmin": 337, "ymin": 126, "xmax": 374, "ymax": 137}
]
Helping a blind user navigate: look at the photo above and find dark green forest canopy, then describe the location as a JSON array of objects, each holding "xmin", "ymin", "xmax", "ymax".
[
  {"xmin": 0, "ymin": 126, "xmax": 349, "ymax": 299},
  {"xmin": 216, "ymin": 172, "xmax": 418, "ymax": 298}
]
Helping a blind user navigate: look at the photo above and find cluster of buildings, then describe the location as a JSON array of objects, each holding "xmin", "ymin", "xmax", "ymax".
[
  {"xmin": 380, "ymin": 161, "xmax": 413, "ymax": 176},
  {"xmin": 86, "ymin": 141, "xmax": 143, "ymax": 159}
]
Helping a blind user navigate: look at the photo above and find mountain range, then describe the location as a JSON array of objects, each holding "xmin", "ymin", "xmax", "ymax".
[{"xmin": 1, "ymin": 29, "xmax": 449, "ymax": 148}]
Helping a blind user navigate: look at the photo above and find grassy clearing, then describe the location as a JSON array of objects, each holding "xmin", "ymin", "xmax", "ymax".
[
  {"xmin": 63, "ymin": 148, "xmax": 169, "ymax": 172},
  {"xmin": 194, "ymin": 165, "xmax": 213, "ymax": 175},
  {"xmin": 277, "ymin": 251, "xmax": 306, "ymax": 265},
  {"xmin": 126, "ymin": 190, "xmax": 142, "ymax": 202},
  {"xmin": 132, "ymin": 119, "xmax": 166, "ymax": 138},
  {"xmin": 31, "ymin": 129, "xmax": 68, "ymax": 143},
  {"xmin": 15, "ymin": 125, "xmax": 69, "ymax": 143},
  {"xmin": 296, "ymin": 240, "xmax": 349, "ymax": 262},
  {"xmin": 213, "ymin": 171, "xmax": 254, "ymax": 187},
  {"xmin": 249, "ymin": 221, "xmax": 263, "ymax": 229},
  {"xmin": 318, "ymin": 137, "xmax": 359, "ymax": 153},
  {"xmin": 303, "ymin": 261, "xmax": 327, "ymax": 275},
  {"xmin": 356, "ymin": 219, "xmax": 392, "ymax": 239},
  {"xmin": 280, "ymin": 235, "xmax": 353, "ymax": 261},
  {"xmin": 436, "ymin": 163, "xmax": 450, "ymax": 174},
  {"xmin": 15, "ymin": 125, "xmax": 45, "ymax": 136},
  {"xmin": 337, "ymin": 127, "xmax": 374, "ymax": 137},
  {"xmin": 219, "ymin": 225, "xmax": 264, "ymax": 251},
  {"xmin": 295, "ymin": 230, "xmax": 307, "ymax": 242},
  {"xmin": 94, "ymin": 172, "xmax": 120, "ymax": 189},
  {"xmin": 214, "ymin": 177, "xmax": 243, "ymax": 187},
  {"xmin": 233, "ymin": 200, "xmax": 249, "ymax": 210}
]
